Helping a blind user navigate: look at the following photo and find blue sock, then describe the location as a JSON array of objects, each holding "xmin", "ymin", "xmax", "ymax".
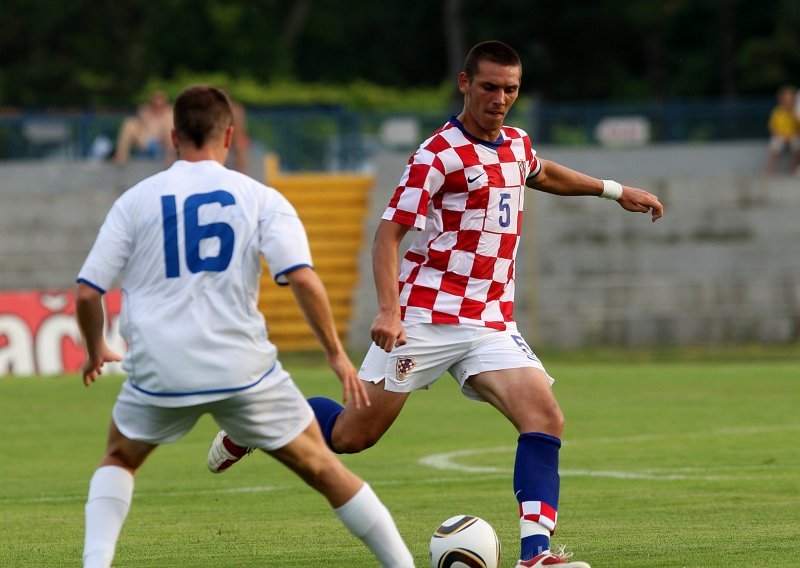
[
  {"xmin": 514, "ymin": 432, "xmax": 561, "ymax": 560},
  {"xmin": 307, "ymin": 397, "xmax": 344, "ymax": 452}
]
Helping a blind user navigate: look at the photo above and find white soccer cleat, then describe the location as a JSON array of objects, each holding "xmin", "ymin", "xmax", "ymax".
[
  {"xmin": 207, "ymin": 430, "xmax": 254, "ymax": 473},
  {"xmin": 515, "ymin": 545, "xmax": 591, "ymax": 568}
]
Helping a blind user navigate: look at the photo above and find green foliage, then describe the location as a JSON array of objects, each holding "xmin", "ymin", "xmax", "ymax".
[
  {"xmin": 142, "ymin": 72, "xmax": 452, "ymax": 113},
  {"xmin": 550, "ymin": 123, "xmax": 591, "ymax": 146},
  {"xmin": 2, "ymin": 0, "xmax": 800, "ymax": 106}
]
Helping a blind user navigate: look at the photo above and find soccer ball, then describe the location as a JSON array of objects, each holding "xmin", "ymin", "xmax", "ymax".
[{"xmin": 429, "ymin": 515, "xmax": 500, "ymax": 568}]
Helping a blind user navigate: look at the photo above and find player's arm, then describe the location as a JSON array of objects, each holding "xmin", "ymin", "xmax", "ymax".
[
  {"xmin": 370, "ymin": 219, "xmax": 411, "ymax": 353},
  {"xmin": 285, "ymin": 266, "xmax": 369, "ymax": 409},
  {"xmin": 526, "ymin": 158, "xmax": 664, "ymax": 222},
  {"xmin": 75, "ymin": 282, "xmax": 122, "ymax": 386}
]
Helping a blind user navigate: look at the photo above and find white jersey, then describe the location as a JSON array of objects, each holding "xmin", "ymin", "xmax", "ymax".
[{"xmin": 78, "ymin": 160, "xmax": 312, "ymax": 407}]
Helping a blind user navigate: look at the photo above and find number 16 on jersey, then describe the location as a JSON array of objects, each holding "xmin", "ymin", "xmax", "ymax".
[{"xmin": 161, "ymin": 190, "xmax": 237, "ymax": 278}]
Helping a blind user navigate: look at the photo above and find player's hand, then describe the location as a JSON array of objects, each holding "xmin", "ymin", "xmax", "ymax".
[
  {"xmin": 618, "ymin": 186, "xmax": 664, "ymax": 222},
  {"xmin": 327, "ymin": 351, "xmax": 370, "ymax": 409},
  {"xmin": 81, "ymin": 345, "xmax": 122, "ymax": 387},
  {"xmin": 370, "ymin": 311, "xmax": 407, "ymax": 353}
]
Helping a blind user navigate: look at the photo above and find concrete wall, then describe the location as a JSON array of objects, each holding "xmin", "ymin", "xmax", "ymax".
[
  {"xmin": 528, "ymin": 175, "xmax": 800, "ymax": 347},
  {"xmin": 0, "ymin": 161, "xmax": 161, "ymax": 290},
  {"xmin": 2, "ymin": 140, "xmax": 799, "ymax": 349},
  {"xmin": 348, "ymin": 141, "xmax": 800, "ymax": 349}
]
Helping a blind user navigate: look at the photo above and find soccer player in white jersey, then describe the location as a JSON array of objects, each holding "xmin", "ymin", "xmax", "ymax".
[
  {"xmin": 75, "ymin": 85, "xmax": 415, "ymax": 568},
  {"xmin": 211, "ymin": 42, "xmax": 664, "ymax": 567}
]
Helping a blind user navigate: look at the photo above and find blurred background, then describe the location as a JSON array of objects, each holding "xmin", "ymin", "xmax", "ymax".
[
  {"xmin": 2, "ymin": 0, "xmax": 800, "ymax": 163},
  {"xmin": 1, "ymin": 0, "xmax": 800, "ymax": 373}
]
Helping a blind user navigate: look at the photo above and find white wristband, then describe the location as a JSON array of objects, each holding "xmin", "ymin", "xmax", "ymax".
[{"xmin": 601, "ymin": 179, "xmax": 623, "ymax": 201}]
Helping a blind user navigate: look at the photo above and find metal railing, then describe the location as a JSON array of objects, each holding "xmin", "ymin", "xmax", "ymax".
[{"xmin": 0, "ymin": 97, "xmax": 775, "ymax": 170}]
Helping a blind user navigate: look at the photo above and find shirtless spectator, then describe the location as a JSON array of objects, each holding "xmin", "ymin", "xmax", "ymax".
[{"xmin": 113, "ymin": 91, "xmax": 175, "ymax": 165}]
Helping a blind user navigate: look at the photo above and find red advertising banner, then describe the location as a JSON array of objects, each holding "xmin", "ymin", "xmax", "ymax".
[{"xmin": 0, "ymin": 289, "xmax": 124, "ymax": 376}]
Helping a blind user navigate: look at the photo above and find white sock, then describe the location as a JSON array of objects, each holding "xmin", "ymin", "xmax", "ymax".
[
  {"xmin": 520, "ymin": 517, "xmax": 551, "ymax": 539},
  {"xmin": 83, "ymin": 465, "xmax": 134, "ymax": 568},
  {"xmin": 334, "ymin": 483, "xmax": 415, "ymax": 568}
]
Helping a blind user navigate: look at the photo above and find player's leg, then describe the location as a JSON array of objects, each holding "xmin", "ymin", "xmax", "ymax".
[
  {"xmin": 469, "ymin": 366, "xmax": 563, "ymax": 435},
  {"xmin": 84, "ymin": 385, "xmax": 202, "ymax": 568},
  {"xmin": 209, "ymin": 381, "xmax": 408, "ymax": 466},
  {"xmin": 326, "ymin": 326, "xmax": 458, "ymax": 453},
  {"xmin": 268, "ymin": 421, "xmax": 415, "ymax": 567},
  {"xmin": 312, "ymin": 380, "xmax": 409, "ymax": 453},
  {"xmin": 212, "ymin": 371, "xmax": 415, "ymax": 567},
  {"xmin": 83, "ymin": 420, "xmax": 157, "ymax": 568},
  {"xmin": 456, "ymin": 331, "xmax": 588, "ymax": 567},
  {"xmin": 469, "ymin": 367, "xmax": 569, "ymax": 562}
]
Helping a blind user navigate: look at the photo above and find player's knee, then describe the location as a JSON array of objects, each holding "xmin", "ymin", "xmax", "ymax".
[
  {"xmin": 541, "ymin": 401, "xmax": 565, "ymax": 437},
  {"xmin": 332, "ymin": 429, "xmax": 380, "ymax": 454},
  {"xmin": 102, "ymin": 449, "xmax": 141, "ymax": 473},
  {"xmin": 518, "ymin": 401, "xmax": 564, "ymax": 438},
  {"xmin": 295, "ymin": 452, "xmax": 346, "ymax": 492},
  {"xmin": 548, "ymin": 407, "xmax": 565, "ymax": 438}
]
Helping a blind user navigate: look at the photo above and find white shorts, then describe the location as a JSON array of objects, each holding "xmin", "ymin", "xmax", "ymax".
[
  {"xmin": 112, "ymin": 363, "xmax": 314, "ymax": 451},
  {"xmin": 359, "ymin": 322, "xmax": 553, "ymax": 401},
  {"xmin": 769, "ymin": 134, "xmax": 800, "ymax": 153}
]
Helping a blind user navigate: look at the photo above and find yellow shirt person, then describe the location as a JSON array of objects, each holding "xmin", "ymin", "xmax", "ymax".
[{"xmin": 764, "ymin": 86, "xmax": 800, "ymax": 176}]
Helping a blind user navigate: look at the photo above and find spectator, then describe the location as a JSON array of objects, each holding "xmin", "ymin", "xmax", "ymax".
[
  {"xmin": 763, "ymin": 85, "xmax": 800, "ymax": 177},
  {"xmin": 113, "ymin": 90, "xmax": 175, "ymax": 165}
]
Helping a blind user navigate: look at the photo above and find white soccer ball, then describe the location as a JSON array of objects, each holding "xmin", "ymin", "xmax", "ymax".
[{"xmin": 429, "ymin": 515, "xmax": 500, "ymax": 568}]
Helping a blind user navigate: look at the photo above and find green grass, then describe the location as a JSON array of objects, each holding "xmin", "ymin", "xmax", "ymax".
[{"xmin": 2, "ymin": 354, "xmax": 799, "ymax": 567}]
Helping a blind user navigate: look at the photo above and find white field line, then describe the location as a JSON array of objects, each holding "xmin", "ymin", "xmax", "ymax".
[
  {"xmin": 4, "ymin": 474, "xmax": 517, "ymax": 505},
  {"xmin": 417, "ymin": 423, "xmax": 800, "ymax": 479},
  {"xmin": 417, "ymin": 446, "xmax": 735, "ymax": 479},
  {"xmin": 2, "ymin": 485, "xmax": 290, "ymax": 505},
  {"xmin": 5, "ymin": 424, "xmax": 797, "ymax": 505}
]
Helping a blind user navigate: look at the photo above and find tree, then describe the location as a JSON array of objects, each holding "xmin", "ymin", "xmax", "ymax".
[{"xmin": 0, "ymin": 0, "xmax": 797, "ymax": 106}]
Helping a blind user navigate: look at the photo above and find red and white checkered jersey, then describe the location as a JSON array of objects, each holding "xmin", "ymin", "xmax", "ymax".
[{"xmin": 382, "ymin": 118, "xmax": 540, "ymax": 330}]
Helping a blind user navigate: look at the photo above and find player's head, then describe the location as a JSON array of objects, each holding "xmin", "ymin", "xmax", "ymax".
[
  {"xmin": 458, "ymin": 41, "xmax": 522, "ymax": 141},
  {"xmin": 463, "ymin": 41, "xmax": 522, "ymax": 81},
  {"xmin": 173, "ymin": 85, "xmax": 234, "ymax": 149}
]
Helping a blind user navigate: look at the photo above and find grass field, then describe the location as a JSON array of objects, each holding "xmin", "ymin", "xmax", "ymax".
[{"xmin": 2, "ymin": 352, "xmax": 799, "ymax": 567}]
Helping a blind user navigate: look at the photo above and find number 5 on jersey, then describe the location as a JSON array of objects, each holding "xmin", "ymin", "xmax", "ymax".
[
  {"xmin": 161, "ymin": 190, "xmax": 236, "ymax": 278},
  {"xmin": 485, "ymin": 186, "xmax": 521, "ymax": 234}
]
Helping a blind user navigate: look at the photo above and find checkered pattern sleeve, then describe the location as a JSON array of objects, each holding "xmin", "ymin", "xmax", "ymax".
[{"xmin": 382, "ymin": 141, "xmax": 446, "ymax": 229}]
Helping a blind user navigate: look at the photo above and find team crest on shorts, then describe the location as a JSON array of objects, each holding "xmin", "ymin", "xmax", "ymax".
[{"xmin": 396, "ymin": 357, "xmax": 417, "ymax": 381}]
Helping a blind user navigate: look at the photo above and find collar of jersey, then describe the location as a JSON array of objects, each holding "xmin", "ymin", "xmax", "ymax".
[
  {"xmin": 448, "ymin": 116, "xmax": 505, "ymax": 148},
  {"xmin": 172, "ymin": 159, "xmax": 226, "ymax": 169}
]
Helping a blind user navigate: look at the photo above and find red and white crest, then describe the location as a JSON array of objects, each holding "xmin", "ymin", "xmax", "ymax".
[{"xmin": 396, "ymin": 356, "xmax": 417, "ymax": 381}]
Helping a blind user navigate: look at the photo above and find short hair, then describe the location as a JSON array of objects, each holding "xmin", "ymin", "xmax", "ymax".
[
  {"xmin": 173, "ymin": 85, "xmax": 234, "ymax": 148},
  {"xmin": 463, "ymin": 41, "xmax": 522, "ymax": 79}
]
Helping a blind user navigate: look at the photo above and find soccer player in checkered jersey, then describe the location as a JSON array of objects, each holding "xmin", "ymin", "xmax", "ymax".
[
  {"xmin": 75, "ymin": 85, "xmax": 414, "ymax": 568},
  {"xmin": 210, "ymin": 42, "xmax": 663, "ymax": 567}
]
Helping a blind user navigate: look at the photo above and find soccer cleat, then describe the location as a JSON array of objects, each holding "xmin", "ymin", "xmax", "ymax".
[
  {"xmin": 515, "ymin": 545, "xmax": 591, "ymax": 568},
  {"xmin": 207, "ymin": 430, "xmax": 254, "ymax": 473}
]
